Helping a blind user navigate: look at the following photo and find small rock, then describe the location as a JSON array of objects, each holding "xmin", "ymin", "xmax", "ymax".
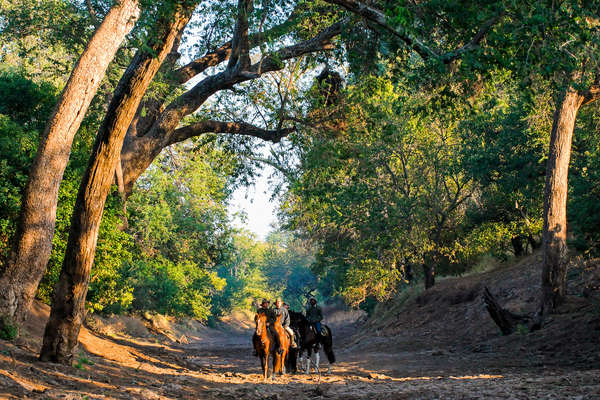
[{"xmin": 162, "ymin": 383, "xmax": 183, "ymax": 391}]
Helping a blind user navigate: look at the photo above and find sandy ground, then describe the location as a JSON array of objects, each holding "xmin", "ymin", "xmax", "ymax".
[{"xmin": 1, "ymin": 255, "xmax": 600, "ymax": 399}]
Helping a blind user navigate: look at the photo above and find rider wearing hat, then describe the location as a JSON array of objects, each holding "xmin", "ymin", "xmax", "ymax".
[
  {"xmin": 272, "ymin": 298, "xmax": 297, "ymax": 349},
  {"xmin": 257, "ymin": 298, "xmax": 272, "ymax": 317},
  {"xmin": 305, "ymin": 297, "xmax": 324, "ymax": 335}
]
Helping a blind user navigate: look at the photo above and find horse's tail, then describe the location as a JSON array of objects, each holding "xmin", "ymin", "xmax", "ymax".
[{"xmin": 323, "ymin": 326, "xmax": 335, "ymax": 364}]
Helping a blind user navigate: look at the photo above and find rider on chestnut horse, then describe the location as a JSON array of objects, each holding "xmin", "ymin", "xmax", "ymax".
[
  {"xmin": 272, "ymin": 298, "xmax": 297, "ymax": 350},
  {"xmin": 253, "ymin": 298, "xmax": 272, "ymax": 357}
]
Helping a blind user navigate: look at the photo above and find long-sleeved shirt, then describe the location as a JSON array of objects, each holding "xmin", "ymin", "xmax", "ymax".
[
  {"xmin": 271, "ymin": 306, "xmax": 290, "ymax": 327},
  {"xmin": 305, "ymin": 304, "xmax": 323, "ymax": 323}
]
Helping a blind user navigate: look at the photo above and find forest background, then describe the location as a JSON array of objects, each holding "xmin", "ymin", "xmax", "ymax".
[{"xmin": 1, "ymin": 0, "xmax": 599, "ymax": 333}]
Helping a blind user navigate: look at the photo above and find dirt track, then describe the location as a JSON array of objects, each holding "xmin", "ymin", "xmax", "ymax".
[
  {"xmin": 2, "ymin": 256, "xmax": 600, "ymax": 399},
  {"xmin": 1, "ymin": 311, "xmax": 599, "ymax": 399}
]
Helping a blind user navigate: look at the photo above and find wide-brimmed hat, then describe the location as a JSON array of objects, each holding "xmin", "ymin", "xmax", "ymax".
[{"xmin": 261, "ymin": 298, "xmax": 270, "ymax": 304}]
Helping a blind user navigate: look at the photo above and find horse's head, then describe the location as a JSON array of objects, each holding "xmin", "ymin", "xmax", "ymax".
[
  {"xmin": 289, "ymin": 310, "xmax": 308, "ymax": 329},
  {"xmin": 255, "ymin": 311, "xmax": 267, "ymax": 336}
]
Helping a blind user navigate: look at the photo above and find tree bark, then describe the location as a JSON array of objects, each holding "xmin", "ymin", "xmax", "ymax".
[
  {"xmin": 39, "ymin": 5, "xmax": 192, "ymax": 364},
  {"xmin": 539, "ymin": 84, "xmax": 587, "ymax": 315},
  {"xmin": 0, "ymin": 0, "xmax": 139, "ymax": 327}
]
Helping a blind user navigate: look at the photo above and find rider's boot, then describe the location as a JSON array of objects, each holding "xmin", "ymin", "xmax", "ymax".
[{"xmin": 290, "ymin": 335, "xmax": 298, "ymax": 349}]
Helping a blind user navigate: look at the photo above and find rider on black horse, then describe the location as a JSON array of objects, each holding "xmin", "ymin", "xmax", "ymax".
[{"xmin": 305, "ymin": 297, "xmax": 325, "ymax": 336}]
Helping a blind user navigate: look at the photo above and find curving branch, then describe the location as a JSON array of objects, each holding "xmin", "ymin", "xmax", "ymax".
[
  {"xmin": 173, "ymin": 6, "xmax": 303, "ymax": 84},
  {"xmin": 119, "ymin": 18, "xmax": 346, "ymax": 198},
  {"xmin": 325, "ymin": 0, "xmax": 502, "ymax": 63},
  {"xmin": 325, "ymin": 0, "xmax": 437, "ymax": 60},
  {"xmin": 582, "ymin": 82, "xmax": 600, "ymax": 105},
  {"xmin": 169, "ymin": 120, "xmax": 295, "ymax": 146}
]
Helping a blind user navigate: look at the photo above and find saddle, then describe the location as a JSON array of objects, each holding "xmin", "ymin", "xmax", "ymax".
[{"xmin": 310, "ymin": 325, "xmax": 327, "ymax": 337}]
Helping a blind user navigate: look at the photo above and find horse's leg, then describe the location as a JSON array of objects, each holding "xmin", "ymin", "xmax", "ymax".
[
  {"xmin": 315, "ymin": 350, "xmax": 320, "ymax": 371},
  {"xmin": 305, "ymin": 348, "xmax": 311, "ymax": 374},
  {"xmin": 264, "ymin": 353, "xmax": 269, "ymax": 380},
  {"xmin": 274, "ymin": 354, "xmax": 280, "ymax": 377}
]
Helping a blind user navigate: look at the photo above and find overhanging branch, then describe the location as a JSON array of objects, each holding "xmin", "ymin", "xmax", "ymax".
[
  {"xmin": 325, "ymin": 0, "xmax": 502, "ymax": 64},
  {"xmin": 173, "ymin": 6, "xmax": 303, "ymax": 84},
  {"xmin": 169, "ymin": 120, "xmax": 295, "ymax": 146}
]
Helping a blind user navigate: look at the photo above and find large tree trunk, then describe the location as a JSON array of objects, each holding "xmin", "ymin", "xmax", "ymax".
[
  {"xmin": 0, "ymin": 0, "xmax": 139, "ymax": 327},
  {"xmin": 538, "ymin": 78, "xmax": 599, "ymax": 319},
  {"xmin": 539, "ymin": 86, "xmax": 584, "ymax": 314},
  {"xmin": 39, "ymin": 6, "xmax": 193, "ymax": 364}
]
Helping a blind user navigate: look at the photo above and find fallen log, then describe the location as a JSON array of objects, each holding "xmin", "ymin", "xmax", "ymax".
[{"xmin": 483, "ymin": 286, "xmax": 531, "ymax": 335}]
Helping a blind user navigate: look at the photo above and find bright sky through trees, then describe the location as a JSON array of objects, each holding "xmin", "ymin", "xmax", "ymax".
[{"xmin": 229, "ymin": 165, "xmax": 278, "ymax": 240}]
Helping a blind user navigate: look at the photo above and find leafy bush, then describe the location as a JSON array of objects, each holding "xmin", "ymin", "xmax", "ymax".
[{"xmin": 0, "ymin": 315, "xmax": 19, "ymax": 340}]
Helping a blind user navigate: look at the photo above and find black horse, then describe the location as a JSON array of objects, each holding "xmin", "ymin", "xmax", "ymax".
[{"xmin": 289, "ymin": 310, "xmax": 335, "ymax": 374}]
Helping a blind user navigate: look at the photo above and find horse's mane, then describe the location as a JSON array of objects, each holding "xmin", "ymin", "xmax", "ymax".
[{"xmin": 289, "ymin": 310, "xmax": 308, "ymax": 325}]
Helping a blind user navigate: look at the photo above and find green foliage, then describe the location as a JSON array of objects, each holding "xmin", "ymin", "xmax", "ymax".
[
  {"xmin": 74, "ymin": 351, "xmax": 95, "ymax": 370},
  {"xmin": 0, "ymin": 315, "xmax": 19, "ymax": 340},
  {"xmin": 0, "ymin": 72, "xmax": 58, "ymax": 267},
  {"xmin": 127, "ymin": 257, "xmax": 225, "ymax": 319}
]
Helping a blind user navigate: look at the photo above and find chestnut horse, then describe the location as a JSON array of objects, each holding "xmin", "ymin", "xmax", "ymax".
[
  {"xmin": 252, "ymin": 312, "xmax": 273, "ymax": 379},
  {"xmin": 271, "ymin": 313, "xmax": 290, "ymax": 376}
]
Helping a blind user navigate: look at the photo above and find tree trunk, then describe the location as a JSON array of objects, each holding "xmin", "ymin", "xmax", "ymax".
[
  {"xmin": 423, "ymin": 263, "xmax": 435, "ymax": 289},
  {"xmin": 539, "ymin": 86, "xmax": 584, "ymax": 315},
  {"xmin": 39, "ymin": 7, "xmax": 193, "ymax": 364},
  {"xmin": 0, "ymin": 0, "xmax": 139, "ymax": 327},
  {"xmin": 511, "ymin": 236, "xmax": 525, "ymax": 257}
]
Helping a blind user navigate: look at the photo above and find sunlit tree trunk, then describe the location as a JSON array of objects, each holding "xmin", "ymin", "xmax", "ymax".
[
  {"xmin": 39, "ymin": 6, "xmax": 193, "ymax": 364},
  {"xmin": 540, "ymin": 87, "xmax": 584, "ymax": 312},
  {"xmin": 0, "ymin": 0, "xmax": 139, "ymax": 328},
  {"xmin": 539, "ymin": 76, "xmax": 599, "ymax": 316}
]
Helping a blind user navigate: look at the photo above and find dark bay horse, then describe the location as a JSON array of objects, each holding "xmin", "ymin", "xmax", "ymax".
[
  {"xmin": 252, "ymin": 312, "xmax": 273, "ymax": 379},
  {"xmin": 289, "ymin": 310, "xmax": 335, "ymax": 374}
]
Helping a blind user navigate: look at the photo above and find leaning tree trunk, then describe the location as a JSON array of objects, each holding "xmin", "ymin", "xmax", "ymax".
[
  {"xmin": 0, "ymin": 0, "xmax": 139, "ymax": 327},
  {"xmin": 483, "ymin": 287, "xmax": 531, "ymax": 335},
  {"xmin": 39, "ymin": 6, "xmax": 193, "ymax": 364},
  {"xmin": 539, "ymin": 86, "xmax": 584, "ymax": 315}
]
